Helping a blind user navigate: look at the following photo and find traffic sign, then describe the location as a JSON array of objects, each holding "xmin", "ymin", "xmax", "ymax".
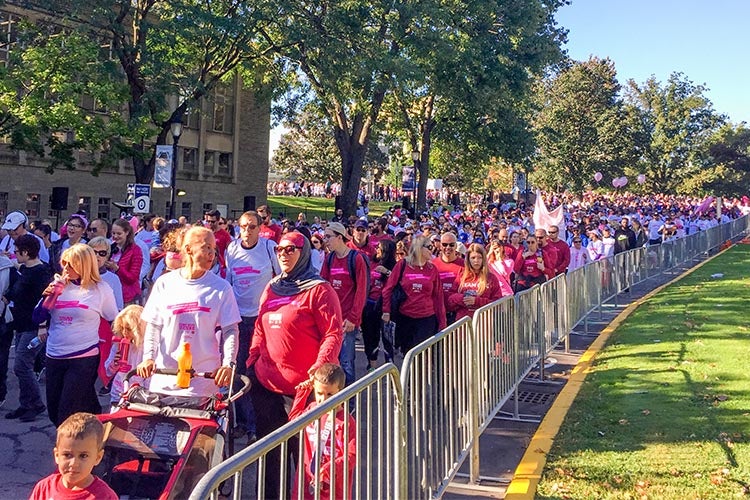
[{"xmin": 133, "ymin": 184, "xmax": 151, "ymax": 214}]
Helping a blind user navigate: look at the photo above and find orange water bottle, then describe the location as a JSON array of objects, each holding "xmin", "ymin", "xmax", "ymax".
[{"xmin": 176, "ymin": 342, "xmax": 192, "ymax": 388}]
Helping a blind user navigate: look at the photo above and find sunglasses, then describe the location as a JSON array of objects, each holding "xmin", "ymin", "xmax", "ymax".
[
  {"xmin": 86, "ymin": 227, "xmax": 98, "ymax": 232},
  {"xmin": 67, "ymin": 224, "xmax": 84, "ymax": 229},
  {"xmin": 424, "ymin": 244, "xmax": 434, "ymax": 251},
  {"xmin": 355, "ymin": 227, "xmax": 367, "ymax": 232},
  {"xmin": 573, "ymin": 240, "xmax": 582, "ymax": 243},
  {"xmin": 441, "ymin": 242, "xmax": 456, "ymax": 247},
  {"xmin": 239, "ymin": 224, "xmax": 258, "ymax": 231},
  {"xmin": 275, "ymin": 245, "xmax": 300, "ymax": 255},
  {"xmin": 93, "ymin": 250, "xmax": 109, "ymax": 257}
]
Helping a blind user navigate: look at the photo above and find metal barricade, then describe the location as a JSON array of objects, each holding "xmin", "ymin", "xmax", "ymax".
[
  {"xmin": 399, "ymin": 318, "xmax": 474, "ymax": 500},
  {"xmin": 188, "ymin": 364, "xmax": 406, "ymax": 500},
  {"xmin": 513, "ymin": 286, "xmax": 543, "ymax": 382}
]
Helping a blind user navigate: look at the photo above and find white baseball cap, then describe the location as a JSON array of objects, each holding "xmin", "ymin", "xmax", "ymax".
[{"xmin": 2, "ymin": 210, "xmax": 28, "ymax": 231}]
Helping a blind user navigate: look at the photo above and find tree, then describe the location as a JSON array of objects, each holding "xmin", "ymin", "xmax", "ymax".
[
  {"xmin": 382, "ymin": 0, "xmax": 567, "ymax": 211},
  {"xmin": 271, "ymin": 105, "xmax": 390, "ymax": 184},
  {"xmin": 623, "ymin": 72, "xmax": 725, "ymax": 193},
  {"xmin": 532, "ymin": 57, "xmax": 635, "ymax": 192},
  {"xmin": 0, "ymin": 19, "xmax": 130, "ymax": 172},
  {"xmin": 8, "ymin": 0, "xmax": 275, "ymax": 183},
  {"xmin": 682, "ymin": 123, "xmax": 750, "ymax": 197},
  {"xmin": 259, "ymin": 0, "xmax": 410, "ymax": 216}
]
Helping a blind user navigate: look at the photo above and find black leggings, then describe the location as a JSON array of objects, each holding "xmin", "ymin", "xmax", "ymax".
[
  {"xmin": 249, "ymin": 374, "xmax": 298, "ymax": 499},
  {"xmin": 46, "ymin": 354, "xmax": 101, "ymax": 427},
  {"xmin": 395, "ymin": 314, "xmax": 438, "ymax": 353},
  {"xmin": 362, "ymin": 299, "xmax": 383, "ymax": 361}
]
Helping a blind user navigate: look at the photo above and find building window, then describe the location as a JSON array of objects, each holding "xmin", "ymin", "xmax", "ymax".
[
  {"xmin": 183, "ymin": 106, "xmax": 200, "ymax": 130},
  {"xmin": 218, "ymin": 152, "xmax": 232, "ymax": 176},
  {"xmin": 182, "ymin": 147, "xmax": 196, "ymax": 172},
  {"xmin": 204, "ymin": 150, "xmax": 215, "ymax": 174},
  {"xmin": 97, "ymin": 197, "xmax": 110, "ymax": 220},
  {"xmin": 78, "ymin": 196, "xmax": 91, "ymax": 217},
  {"xmin": 0, "ymin": 192, "xmax": 7, "ymax": 218},
  {"xmin": 202, "ymin": 203, "xmax": 212, "ymax": 214},
  {"xmin": 26, "ymin": 193, "xmax": 40, "ymax": 218},
  {"xmin": 0, "ymin": 12, "xmax": 19, "ymax": 67},
  {"xmin": 181, "ymin": 202, "xmax": 191, "ymax": 220},
  {"xmin": 211, "ymin": 83, "xmax": 234, "ymax": 133}
]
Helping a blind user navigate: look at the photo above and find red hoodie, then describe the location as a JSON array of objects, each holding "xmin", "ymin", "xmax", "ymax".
[{"xmin": 249, "ymin": 283, "xmax": 343, "ymax": 395}]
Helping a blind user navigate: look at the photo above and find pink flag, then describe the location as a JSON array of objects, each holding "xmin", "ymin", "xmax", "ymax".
[
  {"xmin": 695, "ymin": 196, "xmax": 714, "ymax": 214},
  {"xmin": 533, "ymin": 190, "xmax": 564, "ymax": 231}
]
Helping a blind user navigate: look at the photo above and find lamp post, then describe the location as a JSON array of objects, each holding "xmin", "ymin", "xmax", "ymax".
[
  {"xmin": 168, "ymin": 119, "xmax": 183, "ymax": 219},
  {"xmin": 410, "ymin": 150, "xmax": 420, "ymax": 217}
]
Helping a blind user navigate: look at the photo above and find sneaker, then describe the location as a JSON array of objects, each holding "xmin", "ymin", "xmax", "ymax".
[
  {"xmin": 19, "ymin": 405, "xmax": 46, "ymax": 422},
  {"xmin": 98, "ymin": 386, "xmax": 111, "ymax": 396},
  {"xmin": 5, "ymin": 407, "xmax": 25, "ymax": 419}
]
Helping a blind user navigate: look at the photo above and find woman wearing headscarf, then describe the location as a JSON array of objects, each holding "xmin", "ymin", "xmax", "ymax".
[{"xmin": 247, "ymin": 231, "xmax": 343, "ymax": 498}]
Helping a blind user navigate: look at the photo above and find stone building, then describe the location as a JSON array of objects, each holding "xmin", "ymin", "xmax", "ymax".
[{"xmin": 0, "ymin": 6, "xmax": 270, "ymax": 226}]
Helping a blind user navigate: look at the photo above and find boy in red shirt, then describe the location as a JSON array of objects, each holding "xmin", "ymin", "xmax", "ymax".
[
  {"xmin": 30, "ymin": 412, "xmax": 117, "ymax": 500},
  {"xmin": 294, "ymin": 364, "xmax": 356, "ymax": 500}
]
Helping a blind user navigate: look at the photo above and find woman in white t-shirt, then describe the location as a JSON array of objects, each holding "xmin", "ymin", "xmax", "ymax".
[
  {"xmin": 137, "ymin": 226, "xmax": 241, "ymax": 398},
  {"xmin": 39, "ymin": 244, "xmax": 118, "ymax": 426}
]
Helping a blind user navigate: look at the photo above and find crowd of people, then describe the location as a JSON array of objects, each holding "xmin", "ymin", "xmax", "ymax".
[{"xmin": 0, "ymin": 188, "xmax": 746, "ymax": 497}]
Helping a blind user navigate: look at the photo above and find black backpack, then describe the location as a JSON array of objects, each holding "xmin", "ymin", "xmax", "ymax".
[{"xmin": 326, "ymin": 249, "xmax": 371, "ymax": 297}]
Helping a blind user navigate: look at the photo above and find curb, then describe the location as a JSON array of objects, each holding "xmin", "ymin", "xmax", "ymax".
[{"xmin": 504, "ymin": 245, "xmax": 735, "ymax": 499}]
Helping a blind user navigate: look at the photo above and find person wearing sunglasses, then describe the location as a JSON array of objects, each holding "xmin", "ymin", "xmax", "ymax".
[
  {"xmin": 449, "ymin": 243, "xmax": 503, "ymax": 321},
  {"xmin": 381, "ymin": 235, "xmax": 446, "ymax": 353},
  {"xmin": 568, "ymin": 236, "xmax": 589, "ymax": 271},
  {"xmin": 347, "ymin": 219, "xmax": 376, "ymax": 260},
  {"xmin": 431, "ymin": 232, "xmax": 464, "ymax": 326},
  {"xmin": 224, "ymin": 210, "xmax": 281, "ymax": 442},
  {"xmin": 86, "ymin": 219, "xmax": 110, "ymax": 240},
  {"xmin": 248, "ymin": 231, "xmax": 342, "ymax": 498},
  {"xmin": 309, "ymin": 233, "xmax": 326, "ymax": 271},
  {"xmin": 49, "ymin": 214, "xmax": 89, "ymax": 275},
  {"xmin": 546, "ymin": 225, "xmax": 570, "ymax": 276},
  {"xmin": 256, "ymin": 205, "xmax": 282, "ymax": 243}
]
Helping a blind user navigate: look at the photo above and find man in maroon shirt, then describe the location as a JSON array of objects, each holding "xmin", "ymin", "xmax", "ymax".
[
  {"xmin": 256, "ymin": 205, "xmax": 282, "ymax": 243},
  {"xmin": 347, "ymin": 219, "xmax": 376, "ymax": 260},
  {"xmin": 321, "ymin": 221, "xmax": 368, "ymax": 386},
  {"xmin": 534, "ymin": 228, "xmax": 559, "ymax": 280},
  {"xmin": 546, "ymin": 224, "xmax": 571, "ymax": 275},
  {"xmin": 204, "ymin": 209, "xmax": 232, "ymax": 278},
  {"xmin": 431, "ymin": 232, "xmax": 464, "ymax": 325}
]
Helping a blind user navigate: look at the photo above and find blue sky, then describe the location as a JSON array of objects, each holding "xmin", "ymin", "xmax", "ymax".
[{"xmin": 555, "ymin": 0, "xmax": 750, "ymax": 124}]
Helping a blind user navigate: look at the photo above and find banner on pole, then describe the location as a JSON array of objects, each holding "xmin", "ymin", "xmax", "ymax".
[{"xmin": 153, "ymin": 145, "xmax": 173, "ymax": 188}]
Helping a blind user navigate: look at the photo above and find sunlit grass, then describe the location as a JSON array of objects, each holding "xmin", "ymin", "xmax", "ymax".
[
  {"xmin": 536, "ymin": 245, "xmax": 750, "ymax": 499},
  {"xmin": 266, "ymin": 195, "xmax": 394, "ymax": 220}
]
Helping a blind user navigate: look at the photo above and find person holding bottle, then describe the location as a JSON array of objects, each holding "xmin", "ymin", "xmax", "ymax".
[
  {"xmin": 36, "ymin": 244, "xmax": 118, "ymax": 426},
  {"xmin": 137, "ymin": 226, "xmax": 241, "ymax": 398},
  {"xmin": 2, "ymin": 235, "xmax": 53, "ymax": 421}
]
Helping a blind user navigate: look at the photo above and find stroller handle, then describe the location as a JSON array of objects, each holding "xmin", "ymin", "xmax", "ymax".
[{"xmin": 124, "ymin": 368, "xmax": 251, "ymax": 401}]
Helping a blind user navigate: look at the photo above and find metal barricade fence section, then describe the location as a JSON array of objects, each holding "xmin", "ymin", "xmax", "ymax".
[
  {"xmin": 514, "ymin": 286, "xmax": 542, "ymax": 381},
  {"xmin": 189, "ymin": 216, "xmax": 750, "ymax": 500},
  {"xmin": 188, "ymin": 364, "xmax": 406, "ymax": 500},
  {"xmin": 399, "ymin": 318, "xmax": 474, "ymax": 500},
  {"xmin": 471, "ymin": 296, "xmax": 516, "ymax": 433}
]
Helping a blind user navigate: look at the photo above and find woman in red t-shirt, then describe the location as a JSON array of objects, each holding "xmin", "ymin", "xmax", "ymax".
[
  {"xmin": 449, "ymin": 244, "xmax": 503, "ymax": 321},
  {"xmin": 513, "ymin": 236, "xmax": 553, "ymax": 293}
]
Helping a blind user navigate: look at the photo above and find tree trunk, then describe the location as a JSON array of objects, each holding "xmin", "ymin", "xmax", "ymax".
[{"xmin": 416, "ymin": 97, "xmax": 436, "ymax": 213}]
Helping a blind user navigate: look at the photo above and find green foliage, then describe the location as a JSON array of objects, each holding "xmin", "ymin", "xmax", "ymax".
[
  {"xmin": 623, "ymin": 73, "xmax": 725, "ymax": 194},
  {"xmin": 684, "ymin": 123, "xmax": 750, "ymax": 197},
  {"xmin": 537, "ymin": 245, "xmax": 750, "ymax": 499},
  {"xmin": 531, "ymin": 57, "xmax": 635, "ymax": 193}
]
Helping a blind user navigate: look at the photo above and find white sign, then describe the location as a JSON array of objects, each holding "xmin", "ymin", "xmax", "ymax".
[
  {"xmin": 133, "ymin": 184, "xmax": 151, "ymax": 214},
  {"xmin": 427, "ymin": 179, "xmax": 443, "ymax": 190}
]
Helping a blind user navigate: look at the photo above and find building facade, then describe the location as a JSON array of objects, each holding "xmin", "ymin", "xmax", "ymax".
[{"xmin": 0, "ymin": 6, "xmax": 270, "ymax": 226}]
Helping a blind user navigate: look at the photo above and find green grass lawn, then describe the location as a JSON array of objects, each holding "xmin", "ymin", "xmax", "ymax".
[
  {"xmin": 536, "ymin": 245, "xmax": 750, "ymax": 499},
  {"xmin": 266, "ymin": 196, "xmax": 394, "ymax": 221}
]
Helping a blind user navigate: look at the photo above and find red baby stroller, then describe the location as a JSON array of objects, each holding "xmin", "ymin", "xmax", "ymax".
[{"xmin": 94, "ymin": 368, "xmax": 250, "ymax": 500}]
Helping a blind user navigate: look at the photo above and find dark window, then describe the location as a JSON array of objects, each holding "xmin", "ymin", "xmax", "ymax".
[
  {"xmin": 182, "ymin": 148, "xmax": 196, "ymax": 171},
  {"xmin": 0, "ymin": 192, "xmax": 7, "ymax": 218},
  {"xmin": 204, "ymin": 150, "xmax": 215, "ymax": 174},
  {"xmin": 78, "ymin": 196, "xmax": 91, "ymax": 217},
  {"xmin": 97, "ymin": 197, "xmax": 110, "ymax": 220},
  {"xmin": 218, "ymin": 152, "xmax": 232, "ymax": 176},
  {"xmin": 26, "ymin": 193, "xmax": 40, "ymax": 218}
]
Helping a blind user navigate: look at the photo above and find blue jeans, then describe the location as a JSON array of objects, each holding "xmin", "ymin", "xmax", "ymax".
[
  {"xmin": 339, "ymin": 327, "xmax": 359, "ymax": 387},
  {"xmin": 14, "ymin": 330, "xmax": 44, "ymax": 410},
  {"xmin": 234, "ymin": 316, "xmax": 257, "ymax": 434}
]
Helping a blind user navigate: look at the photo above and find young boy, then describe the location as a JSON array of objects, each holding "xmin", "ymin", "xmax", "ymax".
[
  {"xmin": 296, "ymin": 363, "xmax": 357, "ymax": 500},
  {"xmin": 30, "ymin": 412, "xmax": 118, "ymax": 500}
]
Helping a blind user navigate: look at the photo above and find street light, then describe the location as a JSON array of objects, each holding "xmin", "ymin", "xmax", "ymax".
[
  {"xmin": 410, "ymin": 150, "xmax": 419, "ymax": 217},
  {"xmin": 168, "ymin": 119, "xmax": 183, "ymax": 219}
]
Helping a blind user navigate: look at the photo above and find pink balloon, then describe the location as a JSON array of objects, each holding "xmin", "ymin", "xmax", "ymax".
[
  {"xmin": 612, "ymin": 178, "xmax": 620, "ymax": 188},
  {"xmin": 129, "ymin": 216, "xmax": 139, "ymax": 231},
  {"xmin": 637, "ymin": 174, "xmax": 646, "ymax": 184},
  {"xmin": 594, "ymin": 172, "xmax": 603, "ymax": 182},
  {"xmin": 620, "ymin": 176, "xmax": 628, "ymax": 186}
]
